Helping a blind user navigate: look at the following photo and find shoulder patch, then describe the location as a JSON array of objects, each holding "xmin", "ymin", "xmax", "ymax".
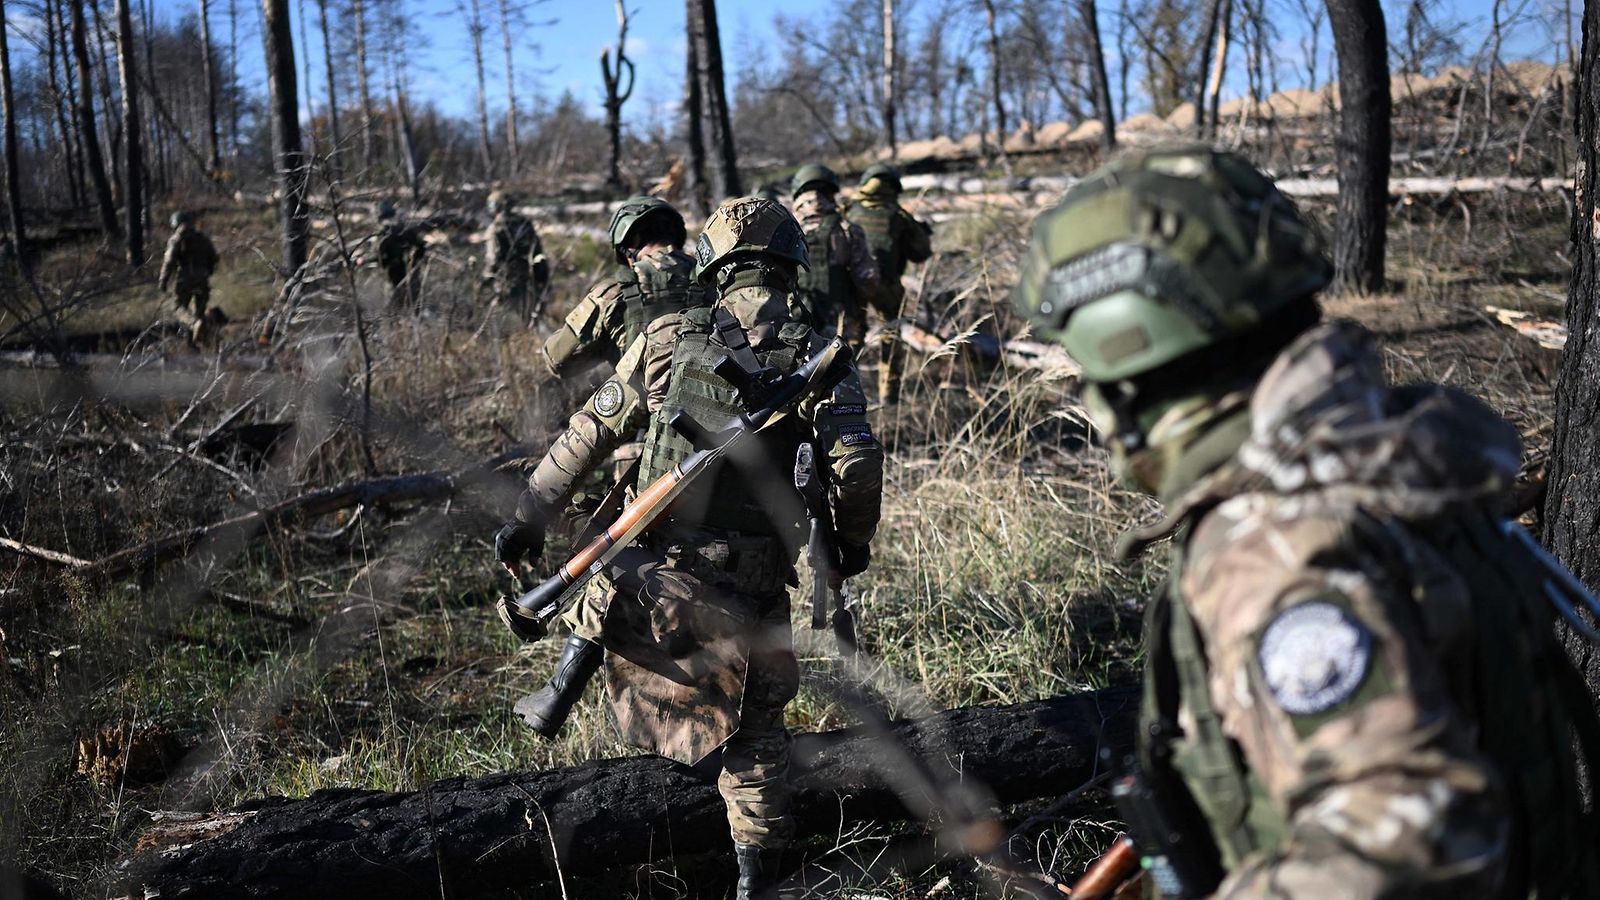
[
  {"xmin": 594, "ymin": 380, "xmax": 626, "ymax": 417},
  {"xmin": 1257, "ymin": 600, "xmax": 1372, "ymax": 717}
]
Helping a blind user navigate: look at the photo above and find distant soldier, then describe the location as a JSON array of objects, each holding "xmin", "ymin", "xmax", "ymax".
[
  {"xmin": 789, "ymin": 164, "xmax": 880, "ymax": 349},
  {"xmin": 375, "ymin": 199, "xmax": 427, "ymax": 310},
  {"xmin": 541, "ymin": 195, "xmax": 708, "ymax": 378},
  {"xmin": 482, "ymin": 190, "xmax": 550, "ymax": 321},
  {"xmin": 158, "ymin": 211, "xmax": 220, "ymax": 344},
  {"xmin": 845, "ymin": 163, "xmax": 931, "ymax": 405}
]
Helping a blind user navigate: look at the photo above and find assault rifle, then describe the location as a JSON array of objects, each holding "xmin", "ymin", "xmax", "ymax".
[
  {"xmin": 1070, "ymin": 748, "xmax": 1224, "ymax": 899},
  {"xmin": 496, "ymin": 332, "xmax": 850, "ymax": 641},
  {"xmin": 794, "ymin": 441, "xmax": 857, "ymax": 654}
]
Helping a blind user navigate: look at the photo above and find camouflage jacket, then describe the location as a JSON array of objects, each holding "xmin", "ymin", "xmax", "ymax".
[
  {"xmin": 523, "ymin": 288, "xmax": 884, "ymax": 550},
  {"xmin": 158, "ymin": 226, "xmax": 219, "ymax": 290},
  {"xmin": 1127, "ymin": 322, "xmax": 1597, "ymax": 898},
  {"xmin": 844, "ymin": 190, "xmax": 931, "ymax": 306},
  {"xmin": 376, "ymin": 222, "xmax": 426, "ymax": 278},
  {"xmin": 483, "ymin": 211, "xmax": 546, "ymax": 282},
  {"xmin": 540, "ymin": 246, "xmax": 706, "ymax": 378},
  {"xmin": 792, "ymin": 191, "xmax": 881, "ymax": 325}
]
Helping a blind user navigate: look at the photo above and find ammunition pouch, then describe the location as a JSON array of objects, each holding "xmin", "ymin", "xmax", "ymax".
[{"xmin": 653, "ymin": 528, "xmax": 793, "ymax": 598}]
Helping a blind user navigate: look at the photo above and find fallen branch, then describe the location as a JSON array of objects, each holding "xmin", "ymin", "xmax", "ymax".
[
  {"xmin": 0, "ymin": 451, "xmax": 528, "ymax": 579},
  {"xmin": 119, "ymin": 688, "xmax": 1138, "ymax": 898}
]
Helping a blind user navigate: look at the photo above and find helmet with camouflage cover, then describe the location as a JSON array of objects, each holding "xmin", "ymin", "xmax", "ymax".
[
  {"xmin": 692, "ymin": 196, "xmax": 810, "ymax": 283},
  {"xmin": 170, "ymin": 210, "xmax": 194, "ymax": 228},
  {"xmin": 486, "ymin": 190, "xmax": 517, "ymax": 214},
  {"xmin": 607, "ymin": 195, "xmax": 686, "ymax": 261},
  {"xmin": 791, "ymin": 164, "xmax": 840, "ymax": 198},
  {"xmin": 377, "ymin": 199, "xmax": 397, "ymax": 220},
  {"xmin": 859, "ymin": 163, "xmax": 903, "ymax": 193},
  {"xmin": 1012, "ymin": 143, "xmax": 1330, "ymax": 385}
]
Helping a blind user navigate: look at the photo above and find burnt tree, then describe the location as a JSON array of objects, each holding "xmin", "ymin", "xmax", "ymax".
[
  {"xmin": 113, "ymin": 0, "xmax": 142, "ymax": 264},
  {"xmin": 261, "ymin": 0, "xmax": 309, "ymax": 274},
  {"xmin": 1080, "ymin": 0, "xmax": 1117, "ymax": 153},
  {"xmin": 683, "ymin": 21, "xmax": 708, "ymax": 217},
  {"xmin": 200, "ymin": 0, "xmax": 221, "ymax": 173},
  {"xmin": 883, "ymin": 0, "xmax": 897, "ymax": 157},
  {"xmin": 123, "ymin": 689, "xmax": 1138, "ymax": 898},
  {"xmin": 0, "ymin": 0, "xmax": 25, "ymax": 270},
  {"xmin": 981, "ymin": 0, "xmax": 1006, "ymax": 152},
  {"xmin": 1324, "ymin": 0, "xmax": 1391, "ymax": 293},
  {"xmin": 1545, "ymin": 0, "xmax": 1600, "ymax": 700},
  {"xmin": 687, "ymin": 0, "xmax": 740, "ymax": 201},
  {"xmin": 68, "ymin": 0, "xmax": 118, "ymax": 238},
  {"xmin": 600, "ymin": 0, "xmax": 634, "ymax": 188},
  {"xmin": 315, "ymin": 0, "xmax": 342, "ymax": 179}
]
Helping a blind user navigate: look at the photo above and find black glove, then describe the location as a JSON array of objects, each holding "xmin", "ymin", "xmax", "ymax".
[
  {"xmin": 837, "ymin": 542, "xmax": 871, "ymax": 579},
  {"xmin": 494, "ymin": 521, "xmax": 545, "ymax": 574}
]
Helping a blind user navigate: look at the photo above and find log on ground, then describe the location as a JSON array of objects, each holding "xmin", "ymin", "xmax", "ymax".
[{"xmin": 121, "ymin": 687, "xmax": 1138, "ymax": 899}]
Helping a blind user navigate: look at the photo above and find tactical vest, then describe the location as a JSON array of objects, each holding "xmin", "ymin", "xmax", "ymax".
[
  {"xmin": 849, "ymin": 203, "xmax": 904, "ymax": 280},
  {"xmin": 1146, "ymin": 509, "xmax": 1600, "ymax": 897},
  {"xmin": 637, "ymin": 308, "xmax": 813, "ymax": 538},
  {"xmin": 616, "ymin": 253, "xmax": 708, "ymax": 351},
  {"xmin": 794, "ymin": 214, "xmax": 852, "ymax": 332}
]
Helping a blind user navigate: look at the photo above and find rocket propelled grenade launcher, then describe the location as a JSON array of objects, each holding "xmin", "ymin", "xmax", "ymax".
[{"xmin": 497, "ymin": 334, "xmax": 850, "ymax": 642}]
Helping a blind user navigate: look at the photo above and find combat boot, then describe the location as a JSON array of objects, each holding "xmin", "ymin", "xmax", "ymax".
[
  {"xmin": 514, "ymin": 635, "xmax": 602, "ymax": 739},
  {"xmin": 734, "ymin": 844, "xmax": 785, "ymax": 899}
]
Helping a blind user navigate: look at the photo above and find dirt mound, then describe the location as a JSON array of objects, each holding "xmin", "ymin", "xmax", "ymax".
[
  {"xmin": 1035, "ymin": 120, "xmax": 1074, "ymax": 145},
  {"xmin": 1067, "ymin": 119, "xmax": 1105, "ymax": 143},
  {"xmin": 1165, "ymin": 102, "xmax": 1197, "ymax": 130},
  {"xmin": 1119, "ymin": 112, "xmax": 1172, "ymax": 134}
]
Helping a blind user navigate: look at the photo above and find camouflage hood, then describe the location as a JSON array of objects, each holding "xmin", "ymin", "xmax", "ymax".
[{"xmin": 1120, "ymin": 321, "xmax": 1522, "ymax": 556}]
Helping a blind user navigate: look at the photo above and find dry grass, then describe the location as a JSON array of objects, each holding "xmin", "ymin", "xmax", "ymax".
[{"xmin": 0, "ymin": 188, "xmax": 1571, "ymax": 898}]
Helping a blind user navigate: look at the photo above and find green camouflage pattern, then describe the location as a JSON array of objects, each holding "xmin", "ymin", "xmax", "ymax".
[
  {"xmin": 541, "ymin": 247, "xmax": 706, "ymax": 377},
  {"xmin": 692, "ymin": 197, "xmax": 809, "ymax": 283},
  {"xmin": 790, "ymin": 163, "xmax": 840, "ymax": 198},
  {"xmin": 793, "ymin": 191, "xmax": 880, "ymax": 345},
  {"xmin": 1127, "ymin": 322, "xmax": 1600, "ymax": 897},
  {"xmin": 1011, "ymin": 144, "xmax": 1330, "ymax": 383},
  {"xmin": 607, "ymin": 195, "xmax": 685, "ymax": 262}
]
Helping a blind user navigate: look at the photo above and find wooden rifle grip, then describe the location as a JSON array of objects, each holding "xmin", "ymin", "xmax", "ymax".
[{"xmin": 1070, "ymin": 835, "xmax": 1139, "ymax": 898}]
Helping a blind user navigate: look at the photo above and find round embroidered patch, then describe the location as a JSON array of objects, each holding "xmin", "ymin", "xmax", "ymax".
[
  {"xmin": 594, "ymin": 381, "xmax": 625, "ymax": 417},
  {"xmin": 1256, "ymin": 601, "xmax": 1372, "ymax": 716}
]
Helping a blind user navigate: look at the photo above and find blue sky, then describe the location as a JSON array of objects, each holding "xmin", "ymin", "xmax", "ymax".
[{"xmin": 126, "ymin": 0, "xmax": 1573, "ymax": 125}]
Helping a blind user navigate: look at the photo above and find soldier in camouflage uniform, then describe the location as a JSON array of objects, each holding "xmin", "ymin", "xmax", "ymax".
[
  {"xmin": 375, "ymin": 199, "xmax": 427, "ymax": 311},
  {"xmin": 541, "ymin": 195, "xmax": 707, "ymax": 377},
  {"xmin": 845, "ymin": 163, "xmax": 931, "ymax": 405},
  {"xmin": 1014, "ymin": 145, "xmax": 1600, "ymax": 898},
  {"xmin": 788, "ymin": 164, "xmax": 880, "ymax": 347},
  {"xmin": 482, "ymin": 190, "xmax": 551, "ymax": 321},
  {"xmin": 158, "ymin": 211, "xmax": 220, "ymax": 344},
  {"xmin": 496, "ymin": 196, "xmax": 883, "ymax": 898}
]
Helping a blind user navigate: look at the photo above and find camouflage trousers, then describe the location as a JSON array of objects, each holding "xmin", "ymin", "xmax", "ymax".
[
  {"xmin": 876, "ymin": 289, "xmax": 908, "ymax": 404},
  {"xmin": 589, "ymin": 534, "xmax": 800, "ymax": 849},
  {"xmin": 173, "ymin": 282, "xmax": 210, "ymax": 321},
  {"xmin": 385, "ymin": 266, "xmax": 420, "ymax": 310}
]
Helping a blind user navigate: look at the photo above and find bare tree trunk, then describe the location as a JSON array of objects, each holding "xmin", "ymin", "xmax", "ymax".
[
  {"xmin": 1544, "ymin": 0, "xmax": 1600, "ymax": 702},
  {"xmin": 465, "ymin": 0, "xmax": 493, "ymax": 178},
  {"xmin": 883, "ymin": 0, "xmax": 897, "ymax": 157},
  {"xmin": 497, "ymin": 0, "xmax": 518, "ymax": 177},
  {"xmin": 1324, "ymin": 0, "xmax": 1391, "ymax": 293},
  {"xmin": 228, "ymin": 0, "xmax": 241, "ymax": 159},
  {"xmin": 1203, "ymin": 0, "xmax": 1233, "ymax": 138},
  {"xmin": 68, "ymin": 0, "xmax": 117, "ymax": 237},
  {"xmin": 90, "ymin": 0, "xmax": 123, "ymax": 204},
  {"xmin": 316, "ymin": 0, "xmax": 341, "ymax": 179},
  {"xmin": 44, "ymin": 0, "xmax": 85, "ymax": 207},
  {"xmin": 393, "ymin": 76, "xmax": 420, "ymax": 202},
  {"xmin": 1079, "ymin": 0, "xmax": 1117, "ymax": 153},
  {"xmin": 1193, "ymin": 0, "xmax": 1223, "ymax": 135},
  {"xmin": 199, "ymin": 0, "xmax": 221, "ymax": 173},
  {"xmin": 261, "ymin": 0, "xmax": 309, "ymax": 274},
  {"xmin": 352, "ymin": 0, "xmax": 373, "ymax": 169},
  {"xmin": 981, "ymin": 0, "xmax": 1006, "ymax": 153},
  {"xmin": 601, "ymin": 0, "xmax": 633, "ymax": 188},
  {"xmin": 682, "ymin": 14, "xmax": 708, "ymax": 218},
  {"xmin": 295, "ymin": 0, "xmax": 317, "ymax": 161},
  {"xmin": 113, "ymin": 0, "xmax": 142, "ymax": 264},
  {"xmin": 57, "ymin": 0, "xmax": 90, "ymax": 206},
  {"xmin": 0, "ymin": 0, "xmax": 27, "ymax": 272},
  {"xmin": 687, "ymin": 0, "xmax": 740, "ymax": 200}
]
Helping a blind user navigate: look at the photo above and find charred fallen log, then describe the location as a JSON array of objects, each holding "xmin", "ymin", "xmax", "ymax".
[{"xmin": 121, "ymin": 687, "xmax": 1138, "ymax": 899}]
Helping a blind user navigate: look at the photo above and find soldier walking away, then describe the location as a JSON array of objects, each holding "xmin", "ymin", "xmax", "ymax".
[
  {"xmin": 482, "ymin": 190, "xmax": 551, "ymax": 323},
  {"xmin": 1015, "ymin": 144, "xmax": 1600, "ymax": 898},
  {"xmin": 789, "ymin": 164, "xmax": 879, "ymax": 349},
  {"xmin": 495, "ymin": 196, "xmax": 884, "ymax": 898},
  {"xmin": 158, "ymin": 211, "xmax": 221, "ymax": 345},
  {"xmin": 541, "ymin": 195, "xmax": 708, "ymax": 378},
  {"xmin": 375, "ymin": 199, "xmax": 427, "ymax": 311},
  {"xmin": 845, "ymin": 163, "xmax": 931, "ymax": 405}
]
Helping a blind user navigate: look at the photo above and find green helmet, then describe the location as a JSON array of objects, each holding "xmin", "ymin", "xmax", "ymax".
[
  {"xmin": 170, "ymin": 210, "xmax": 193, "ymax": 228},
  {"xmin": 859, "ymin": 163, "xmax": 903, "ymax": 192},
  {"xmin": 607, "ymin": 195, "xmax": 686, "ymax": 260},
  {"xmin": 791, "ymin": 164, "xmax": 840, "ymax": 198},
  {"xmin": 692, "ymin": 196, "xmax": 809, "ymax": 283},
  {"xmin": 1012, "ymin": 144, "xmax": 1330, "ymax": 384},
  {"xmin": 376, "ymin": 199, "xmax": 397, "ymax": 220}
]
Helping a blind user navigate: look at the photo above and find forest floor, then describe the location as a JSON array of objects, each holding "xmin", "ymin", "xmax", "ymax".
[{"xmin": 0, "ymin": 184, "xmax": 1572, "ymax": 899}]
